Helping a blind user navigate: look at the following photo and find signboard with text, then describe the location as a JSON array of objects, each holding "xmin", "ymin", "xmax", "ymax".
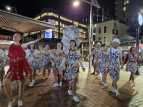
[{"xmin": 0, "ymin": 35, "xmax": 12, "ymax": 40}]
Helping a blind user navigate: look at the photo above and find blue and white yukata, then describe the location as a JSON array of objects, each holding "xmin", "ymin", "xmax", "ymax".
[
  {"xmin": 0, "ymin": 49, "xmax": 5, "ymax": 72},
  {"xmin": 42, "ymin": 50, "xmax": 52, "ymax": 69},
  {"xmin": 96, "ymin": 50, "xmax": 108, "ymax": 74},
  {"xmin": 94, "ymin": 49, "xmax": 100, "ymax": 63},
  {"xmin": 26, "ymin": 49, "xmax": 40, "ymax": 71},
  {"xmin": 124, "ymin": 53, "xmax": 139, "ymax": 74},
  {"xmin": 107, "ymin": 48, "xmax": 121, "ymax": 82},
  {"xmin": 64, "ymin": 50, "xmax": 81, "ymax": 83},
  {"xmin": 52, "ymin": 50, "xmax": 65, "ymax": 74}
]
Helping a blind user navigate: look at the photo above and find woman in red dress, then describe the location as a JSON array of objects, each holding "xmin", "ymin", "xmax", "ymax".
[{"xmin": 0, "ymin": 33, "xmax": 42, "ymax": 107}]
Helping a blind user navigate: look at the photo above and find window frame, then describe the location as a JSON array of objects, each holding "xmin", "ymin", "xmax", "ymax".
[
  {"xmin": 98, "ymin": 27, "xmax": 102, "ymax": 34},
  {"xmin": 103, "ymin": 25, "xmax": 107, "ymax": 34}
]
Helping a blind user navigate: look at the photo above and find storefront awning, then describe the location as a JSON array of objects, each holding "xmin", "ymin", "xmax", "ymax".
[{"xmin": 0, "ymin": 9, "xmax": 54, "ymax": 33}]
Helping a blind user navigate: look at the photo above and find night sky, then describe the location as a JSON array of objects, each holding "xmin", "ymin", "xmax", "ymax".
[{"xmin": 0, "ymin": 0, "xmax": 115, "ymax": 20}]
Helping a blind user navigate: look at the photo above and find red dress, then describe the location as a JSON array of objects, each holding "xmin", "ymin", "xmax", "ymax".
[{"xmin": 5, "ymin": 43, "xmax": 32, "ymax": 80}]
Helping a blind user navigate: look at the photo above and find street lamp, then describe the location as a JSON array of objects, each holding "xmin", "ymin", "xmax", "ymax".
[
  {"xmin": 73, "ymin": 0, "xmax": 100, "ymax": 70},
  {"xmin": 74, "ymin": 0, "xmax": 79, "ymax": 6},
  {"xmin": 6, "ymin": 6, "xmax": 17, "ymax": 14}
]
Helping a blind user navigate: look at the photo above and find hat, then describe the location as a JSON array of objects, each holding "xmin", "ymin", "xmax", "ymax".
[
  {"xmin": 96, "ymin": 42, "xmax": 101, "ymax": 45},
  {"xmin": 112, "ymin": 38, "xmax": 120, "ymax": 44}
]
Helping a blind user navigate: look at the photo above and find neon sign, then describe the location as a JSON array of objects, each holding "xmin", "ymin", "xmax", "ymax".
[{"xmin": 0, "ymin": 35, "xmax": 12, "ymax": 40}]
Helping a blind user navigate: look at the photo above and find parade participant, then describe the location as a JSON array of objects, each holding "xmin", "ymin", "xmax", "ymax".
[
  {"xmin": 38, "ymin": 45, "xmax": 43, "ymax": 76},
  {"xmin": 96, "ymin": 45, "xmax": 110, "ymax": 87},
  {"xmin": 90, "ymin": 42, "xmax": 101, "ymax": 78},
  {"xmin": 105, "ymin": 38, "xmax": 122, "ymax": 96},
  {"xmin": 41, "ymin": 44, "xmax": 52, "ymax": 79},
  {"xmin": 59, "ymin": 40, "xmax": 85, "ymax": 102},
  {"xmin": 0, "ymin": 33, "xmax": 42, "ymax": 107},
  {"xmin": 0, "ymin": 49, "xmax": 6, "ymax": 88},
  {"xmin": 26, "ymin": 44, "xmax": 40, "ymax": 87},
  {"xmin": 47, "ymin": 43, "xmax": 65, "ymax": 87},
  {"xmin": 123, "ymin": 47, "xmax": 140, "ymax": 86}
]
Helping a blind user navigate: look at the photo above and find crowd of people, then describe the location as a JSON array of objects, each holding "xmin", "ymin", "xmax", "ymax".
[
  {"xmin": 0, "ymin": 33, "xmax": 85, "ymax": 107},
  {"xmin": 0, "ymin": 33, "xmax": 140, "ymax": 107},
  {"xmin": 90, "ymin": 38, "xmax": 140, "ymax": 96}
]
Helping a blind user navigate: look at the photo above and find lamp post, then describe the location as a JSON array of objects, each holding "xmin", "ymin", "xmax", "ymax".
[
  {"xmin": 73, "ymin": 0, "xmax": 100, "ymax": 70},
  {"xmin": 132, "ymin": 13, "xmax": 143, "ymax": 75},
  {"xmin": 6, "ymin": 6, "xmax": 17, "ymax": 14}
]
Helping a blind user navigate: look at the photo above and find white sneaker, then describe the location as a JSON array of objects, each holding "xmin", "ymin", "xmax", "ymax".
[
  {"xmin": 8, "ymin": 99, "xmax": 15, "ymax": 107},
  {"xmin": 101, "ymin": 82, "xmax": 104, "ymax": 85},
  {"xmin": 115, "ymin": 90, "xmax": 120, "ymax": 96},
  {"xmin": 59, "ymin": 82, "xmax": 62, "ymax": 86},
  {"xmin": 103, "ymin": 83, "xmax": 108, "ymax": 87},
  {"xmin": 48, "ymin": 76, "xmax": 50, "ymax": 78},
  {"xmin": 132, "ymin": 83, "xmax": 135, "ymax": 86},
  {"xmin": 29, "ymin": 82, "xmax": 33, "ymax": 87},
  {"xmin": 41, "ymin": 77, "xmax": 45, "ymax": 80},
  {"xmin": 68, "ymin": 90, "xmax": 73, "ymax": 95},
  {"xmin": 38, "ymin": 73, "xmax": 41, "ymax": 75},
  {"xmin": 110, "ymin": 86, "xmax": 116, "ymax": 93},
  {"xmin": 129, "ymin": 82, "xmax": 132, "ymax": 84},
  {"xmin": 18, "ymin": 100, "xmax": 23, "ymax": 107},
  {"xmin": 51, "ymin": 83, "xmax": 59, "ymax": 87},
  {"xmin": 96, "ymin": 75, "xmax": 100, "ymax": 80},
  {"xmin": 32, "ymin": 80, "xmax": 35, "ymax": 84},
  {"xmin": 73, "ymin": 96, "xmax": 80, "ymax": 102}
]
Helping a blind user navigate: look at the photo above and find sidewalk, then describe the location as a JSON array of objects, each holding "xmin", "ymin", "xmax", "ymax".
[{"xmin": 0, "ymin": 66, "xmax": 143, "ymax": 107}]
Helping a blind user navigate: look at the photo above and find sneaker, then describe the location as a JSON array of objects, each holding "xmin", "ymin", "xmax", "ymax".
[
  {"xmin": 32, "ymin": 80, "xmax": 35, "ymax": 85},
  {"xmin": 101, "ymin": 82, "xmax": 104, "ymax": 85},
  {"xmin": 29, "ymin": 82, "xmax": 33, "ymax": 87},
  {"xmin": 51, "ymin": 83, "xmax": 59, "ymax": 87},
  {"xmin": 59, "ymin": 82, "xmax": 62, "ymax": 86},
  {"xmin": 110, "ymin": 86, "xmax": 116, "ymax": 93},
  {"xmin": 103, "ymin": 83, "xmax": 108, "ymax": 87},
  {"xmin": 38, "ymin": 73, "xmax": 41, "ymax": 75},
  {"xmin": 8, "ymin": 99, "xmax": 15, "ymax": 107},
  {"xmin": 96, "ymin": 75, "xmax": 100, "ymax": 80},
  {"xmin": 132, "ymin": 83, "xmax": 135, "ymax": 86},
  {"xmin": 18, "ymin": 100, "xmax": 23, "ymax": 107},
  {"xmin": 91, "ymin": 72, "xmax": 95, "ymax": 75},
  {"xmin": 68, "ymin": 90, "xmax": 73, "ymax": 95},
  {"xmin": 41, "ymin": 77, "xmax": 45, "ymax": 80},
  {"xmin": 73, "ymin": 96, "xmax": 80, "ymax": 102},
  {"xmin": 48, "ymin": 76, "xmax": 50, "ymax": 78},
  {"xmin": 115, "ymin": 90, "xmax": 120, "ymax": 96},
  {"xmin": 129, "ymin": 82, "xmax": 132, "ymax": 84}
]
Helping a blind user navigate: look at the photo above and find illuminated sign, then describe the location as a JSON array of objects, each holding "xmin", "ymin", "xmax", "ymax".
[
  {"xmin": 45, "ymin": 29, "xmax": 52, "ymax": 39},
  {"xmin": 0, "ymin": 35, "xmax": 12, "ymax": 40}
]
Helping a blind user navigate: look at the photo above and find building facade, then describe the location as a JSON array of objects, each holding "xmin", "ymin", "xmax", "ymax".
[
  {"xmin": 115, "ymin": 0, "xmax": 143, "ymax": 29},
  {"xmin": 93, "ymin": 20, "xmax": 129, "ymax": 46},
  {"xmin": 24, "ymin": 8, "xmax": 88, "ymax": 48}
]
